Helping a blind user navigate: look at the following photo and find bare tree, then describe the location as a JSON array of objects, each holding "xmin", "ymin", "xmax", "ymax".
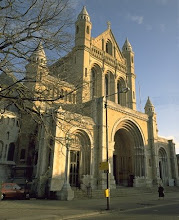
[{"xmin": 0, "ymin": 0, "xmax": 76, "ymax": 109}]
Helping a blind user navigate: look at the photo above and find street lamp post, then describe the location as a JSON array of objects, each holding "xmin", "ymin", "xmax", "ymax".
[{"xmin": 104, "ymin": 87, "xmax": 130, "ymax": 210}]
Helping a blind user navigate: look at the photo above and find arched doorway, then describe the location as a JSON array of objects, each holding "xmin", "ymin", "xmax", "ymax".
[
  {"xmin": 158, "ymin": 148, "xmax": 168, "ymax": 185},
  {"xmin": 113, "ymin": 120, "xmax": 145, "ymax": 187},
  {"xmin": 69, "ymin": 130, "xmax": 91, "ymax": 187}
]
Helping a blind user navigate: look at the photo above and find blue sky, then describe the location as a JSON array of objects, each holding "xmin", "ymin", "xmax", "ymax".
[{"xmin": 72, "ymin": 0, "xmax": 179, "ymax": 153}]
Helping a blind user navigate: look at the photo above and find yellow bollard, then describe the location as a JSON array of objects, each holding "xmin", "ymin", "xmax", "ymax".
[{"xmin": 104, "ymin": 189, "xmax": 109, "ymax": 198}]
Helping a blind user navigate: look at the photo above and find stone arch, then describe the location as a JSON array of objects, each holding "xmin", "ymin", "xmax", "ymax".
[
  {"xmin": 90, "ymin": 63, "xmax": 102, "ymax": 99},
  {"xmin": 67, "ymin": 128, "xmax": 92, "ymax": 187},
  {"xmin": 158, "ymin": 147, "xmax": 168, "ymax": 185},
  {"xmin": 111, "ymin": 118, "xmax": 145, "ymax": 186},
  {"xmin": 117, "ymin": 77, "xmax": 127, "ymax": 106}
]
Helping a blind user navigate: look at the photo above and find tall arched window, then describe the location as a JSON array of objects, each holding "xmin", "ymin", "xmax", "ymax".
[
  {"xmin": 76, "ymin": 25, "xmax": 79, "ymax": 34},
  {"xmin": 105, "ymin": 75, "xmax": 109, "ymax": 97},
  {"xmin": 7, "ymin": 143, "xmax": 15, "ymax": 161},
  {"xmin": 91, "ymin": 68, "xmax": 97, "ymax": 98},
  {"xmin": 86, "ymin": 26, "xmax": 89, "ymax": 34},
  {"xmin": 91, "ymin": 65, "xmax": 102, "ymax": 99},
  {"xmin": 102, "ymin": 39, "xmax": 104, "ymax": 50},
  {"xmin": 106, "ymin": 40, "xmax": 112, "ymax": 55},
  {"xmin": 117, "ymin": 78, "xmax": 127, "ymax": 106},
  {"xmin": 117, "ymin": 81, "xmax": 120, "ymax": 104}
]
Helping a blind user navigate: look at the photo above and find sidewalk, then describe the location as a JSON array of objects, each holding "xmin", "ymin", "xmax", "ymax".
[{"xmin": 0, "ymin": 191, "xmax": 179, "ymax": 220}]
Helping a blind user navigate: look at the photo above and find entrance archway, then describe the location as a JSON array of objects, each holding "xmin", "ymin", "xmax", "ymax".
[
  {"xmin": 69, "ymin": 130, "xmax": 91, "ymax": 187},
  {"xmin": 158, "ymin": 147, "xmax": 168, "ymax": 185},
  {"xmin": 113, "ymin": 120, "xmax": 145, "ymax": 187}
]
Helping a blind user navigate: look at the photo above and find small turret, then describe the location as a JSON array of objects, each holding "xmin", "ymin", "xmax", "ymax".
[
  {"xmin": 122, "ymin": 38, "xmax": 136, "ymax": 110},
  {"xmin": 145, "ymin": 96, "xmax": 155, "ymax": 116},
  {"xmin": 77, "ymin": 6, "xmax": 90, "ymax": 22},
  {"xmin": 75, "ymin": 6, "xmax": 92, "ymax": 47},
  {"xmin": 122, "ymin": 38, "xmax": 133, "ymax": 52},
  {"xmin": 26, "ymin": 42, "xmax": 48, "ymax": 81},
  {"xmin": 29, "ymin": 42, "xmax": 47, "ymax": 67}
]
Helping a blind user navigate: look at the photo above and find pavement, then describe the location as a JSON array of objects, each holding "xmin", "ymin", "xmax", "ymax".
[{"xmin": 0, "ymin": 191, "xmax": 179, "ymax": 220}]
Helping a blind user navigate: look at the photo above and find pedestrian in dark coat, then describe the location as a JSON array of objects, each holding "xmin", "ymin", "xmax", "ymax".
[{"xmin": 158, "ymin": 184, "xmax": 164, "ymax": 199}]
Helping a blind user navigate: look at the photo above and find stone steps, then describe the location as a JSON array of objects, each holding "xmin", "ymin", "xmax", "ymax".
[{"xmin": 73, "ymin": 186, "xmax": 179, "ymax": 200}]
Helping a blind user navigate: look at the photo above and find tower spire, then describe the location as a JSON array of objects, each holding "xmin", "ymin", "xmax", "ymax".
[
  {"xmin": 145, "ymin": 96, "xmax": 155, "ymax": 115},
  {"xmin": 77, "ymin": 6, "xmax": 90, "ymax": 21},
  {"xmin": 122, "ymin": 38, "xmax": 133, "ymax": 52},
  {"xmin": 107, "ymin": 21, "xmax": 111, "ymax": 29},
  {"xmin": 30, "ymin": 42, "xmax": 47, "ymax": 66},
  {"xmin": 75, "ymin": 6, "xmax": 92, "ymax": 48}
]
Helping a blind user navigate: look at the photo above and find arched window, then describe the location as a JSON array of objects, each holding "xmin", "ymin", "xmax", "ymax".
[
  {"xmin": 117, "ymin": 78, "xmax": 127, "ymax": 106},
  {"xmin": 91, "ymin": 68, "xmax": 97, "ymax": 98},
  {"xmin": 7, "ymin": 143, "xmax": 15, "ymax": 161},
  {"xmin": 117, "ymin": 81, "xmax": 120, "ymax": 104},
  {"xmin": 73, "ymin": 94, "xmax": 76, "ymax": 104},
  {"xmin": 133, "ymin": 91, "xmax": 135, "ymax": 99},
  {"xmin": 105, "ymin": 75, "xmax": 109, "ymax": 97},
  {"xmin": 114, "ymin": 46, "xmax": 116, "ymax": 58},
  {"xmin": 64, "ymin": 91, "xmax": 67, "ymax": 101},
  {"xmin": 61, "ymin": 89, "xmax": 64, "ymax": 100},
  {"xmin": 76, "ymin": 25, "xmax": 79, "ymax": 34},
  {"xmin": 68, "ymin": 93, "xmax": 72, "ymax": 102},
  {"xmin": 85, "ymin": 68, "xmax": 87, "ymax": 77},
  {"xmin": 90, "ymin": 65, "xmax": 102, "ymax": 99},
  {"xmin": 20, "ymin": 149, "xmax": 26, "ymax": 160},
  {"xmin": 7, "ymin": 132, "xmax": 10, "ymax": 140},
  {"xmin": 102, "ymin": 39, "xmax": 104, "ymax": 50},
  {"xmin": 106, "ymin": 40, "xmax": 112, "ymax": 55},
  {"xmin": 86, "ymin": 26, "xmax": 89, "ymax": 34}
]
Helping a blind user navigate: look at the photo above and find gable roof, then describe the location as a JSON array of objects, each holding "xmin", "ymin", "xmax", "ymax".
[{"xmin": 92, "ymin": 27, "xmax": 124, "ymax": 62}]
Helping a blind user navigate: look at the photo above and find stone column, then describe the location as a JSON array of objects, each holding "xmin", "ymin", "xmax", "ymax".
[
  {"xmin": 169, "ymin": 140, "xmax": 179, "ymax": 186},
  {"xmin": 108, "ymin": 141, "xmax": 116, "ymax": 189},
  {"xmin": 36, "ymin": 116, "xmax": 50, "ymax": 198},
  {"xmin": 56, "ymin": 143, "xmax": 74, "ymax": 200}
]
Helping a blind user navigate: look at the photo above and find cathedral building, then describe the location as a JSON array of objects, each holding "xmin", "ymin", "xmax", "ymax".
[{"xmin": 0, "ymin": 6, "xmax": 178, "ymax": 199}]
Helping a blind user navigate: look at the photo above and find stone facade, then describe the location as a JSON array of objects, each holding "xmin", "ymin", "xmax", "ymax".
[
  {"xmin": 0, "ymin": 6, "xmax": 178, "ymax": 199},
  {"xmin": 0, "ymin": 111, "xmax": 19, "ymax": 182}
]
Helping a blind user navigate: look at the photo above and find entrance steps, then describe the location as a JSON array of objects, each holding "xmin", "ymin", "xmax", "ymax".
[{"xmin": 73, "ymin": 186, "xmax": 179, "ymax": 200}]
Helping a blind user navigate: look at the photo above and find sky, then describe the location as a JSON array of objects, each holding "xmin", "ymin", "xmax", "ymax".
[{"xmin": 72, "ymin": 0, "xmax": 179, "ymax": 153}]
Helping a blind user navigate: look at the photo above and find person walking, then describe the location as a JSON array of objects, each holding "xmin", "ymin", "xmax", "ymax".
[{"xmin": 158, "ymin": 184, "xmax": 164, "ymax": 199}]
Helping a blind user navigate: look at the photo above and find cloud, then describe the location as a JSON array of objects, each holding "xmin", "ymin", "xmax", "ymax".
[{"xmin": 128, "ymin": 14, "xmax": 144, "ymax": 25}]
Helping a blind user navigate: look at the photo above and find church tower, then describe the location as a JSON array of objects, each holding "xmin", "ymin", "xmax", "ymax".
[
  {"xmin": 75, "ymin": 6, "xmax": 92, "ymax": 48},
  {"xmin": 145, "ymin": 97, "xmax": 158, "ymax": 183},
  {"xmin": 145, "ymin": 96, "xmax": 158, "ymax": 142},
  {"xmin": 75, "ymin": 6, "xmax": 92, "ymax": 103},
  {"xmin": 26, "ymin": 42, "xmax": 48, "ymax": 90},
  {"xmin": 122, "ymin": 38, "xmax": 136, "ymax": 110}
]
